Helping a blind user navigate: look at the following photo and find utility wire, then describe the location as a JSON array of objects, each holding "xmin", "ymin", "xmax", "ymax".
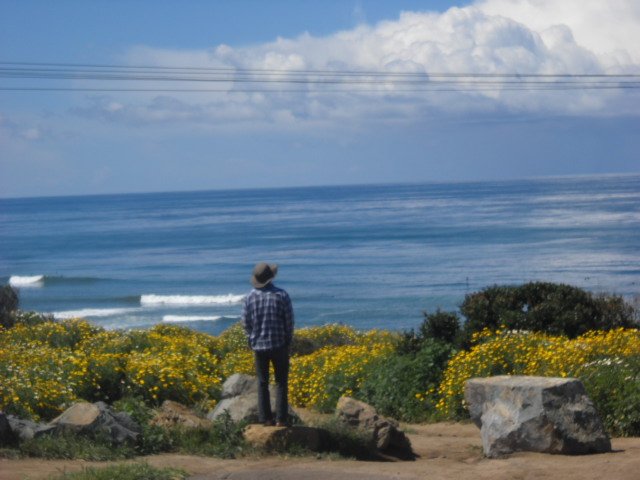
[
  {"xmin": 0, "ymin": 85, "xmax": 637, "ymax": 93},
  {"xmin": 1, "ymin": 61, "xmax": 638, "ymax": 93},
  {"xmin": 2, "ymin": 61, "xmax": 639, "ymax": 77}
]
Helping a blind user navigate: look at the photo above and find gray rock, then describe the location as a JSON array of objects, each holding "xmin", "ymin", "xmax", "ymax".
[
  {"xmin": 208, "ymin": 375, "xmax": 299, "ymax": 424},
  {"xmin": 335, "ymin": 397, "xmax": 413, "ymax": 456},
  {"xmin": 6, "ymin": 415, "xmax": 56, "ymax": 441},
  {"xmin": 209, "ymin": 392, "xmax": 262, "ymax": 423},
  {"xmin": 49, "ymin": 401, "xmax": 140, "ymax": 445},
  {"xmin": 464, "ymin": 375, "xmax": 611, "ymax": 458},
  {"xmin": 221, "ymin": 373, "xmax": 258, "ymax": 399}
]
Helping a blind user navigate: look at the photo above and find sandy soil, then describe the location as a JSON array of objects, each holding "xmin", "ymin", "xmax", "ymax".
[{"xmin": 2, "ymin": 422, "xmax": 640, "ymax": 480}]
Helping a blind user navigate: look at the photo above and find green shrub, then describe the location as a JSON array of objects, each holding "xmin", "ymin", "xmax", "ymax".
[
  {"xmin": 358, "ymin": 339, "xmax": 455, "ymax": 422},
  {"xmin": 0, "ymin": 285, "xmax": 18, "ymax": 329},
  {"xmin": 113, "ymin": 396, "xmax": 154, "ymax": 424},
  {"xmin": 111, "ymin": 396, "xmax": 174, "ymax": 455},
  {"xmin": 398, "ymin": 310, "xmax": 461, "ymax": 354},
  {"xmin": 460, "ymin": 282, "xmax": 636, "ymax": 344},
  {"xmin": 420, "ymin": 309, "xmax": 461, "ymax": 345},
  {"xmin": 168, "ymin": 412, "xmax": 248, "ymax": 458},
  {"xmin": 580, "ymin": 355, "xmax": 640, "ymax": 437}
]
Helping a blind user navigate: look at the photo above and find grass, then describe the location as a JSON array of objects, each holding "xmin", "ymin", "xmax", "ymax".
[
  {"xmin": 166, "ymin": 415, "xmax": 250, "ymax": 459},
  {"xmin": 52, "ymin": 463, "xmax": 187, "ymax": 480},
  {"xmin": 6, "ymin": 431, "xmax": 135, "ymax": 461},
  {"xmin": 0, "ymin": 415, "xmax": 249, "ymax": 461}
]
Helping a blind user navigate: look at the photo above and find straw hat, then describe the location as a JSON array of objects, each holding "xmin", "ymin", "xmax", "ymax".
[{"xmin": 251, "ymin": 262, "xmax": 278, "ymax": 288}]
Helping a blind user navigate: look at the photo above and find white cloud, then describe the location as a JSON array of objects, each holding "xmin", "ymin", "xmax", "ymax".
[
  {"xmin": 76, "ymin": 1, "xmax": 640, "ymax": 128},
  {"xmin": 476, "ymin": 0, "xmax": 640, "ymax": 66}
]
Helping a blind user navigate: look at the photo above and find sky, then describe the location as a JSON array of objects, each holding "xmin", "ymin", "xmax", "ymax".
[{"xmin": 1, "ymin": 0, "xmax": 639, "ymax": 198}]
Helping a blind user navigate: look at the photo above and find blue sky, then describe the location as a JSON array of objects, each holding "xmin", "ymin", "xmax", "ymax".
[{"xmin": 1, "ymin": 0, "xmax": 638, "ymax": 197}]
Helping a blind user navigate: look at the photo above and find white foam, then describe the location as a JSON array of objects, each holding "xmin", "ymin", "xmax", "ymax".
[
  {"xmin": 53, "ymin": 308, "xmax": 139, "ymax": 319},
  {"xmin": 162, "ymin": 315, "xmax": 223, "ymax": 323},
  {"xmin": 9, "ymin": 275, "xmax": 45, "ymax": 287},
  {"xmin": 140, "ymin": 294, "xmax": 245, "ymax": 306}
]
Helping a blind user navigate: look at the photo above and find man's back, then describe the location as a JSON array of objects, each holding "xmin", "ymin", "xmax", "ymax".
[{"xmin": 242, "ymin": 284, "xmax": 294, "ymax": 351}]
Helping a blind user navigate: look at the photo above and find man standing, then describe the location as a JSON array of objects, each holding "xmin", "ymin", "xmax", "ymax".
[{"xmin": 241, "ymin": 262, "xmax": 294, "ymax": 426}]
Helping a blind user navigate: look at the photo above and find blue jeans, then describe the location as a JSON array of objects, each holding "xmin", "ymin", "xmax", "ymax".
[{"xmin": 254, "ymin": 345, "xmax": 289, "ymax": 424}]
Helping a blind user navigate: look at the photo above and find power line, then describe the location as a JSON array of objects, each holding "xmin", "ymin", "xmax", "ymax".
[
  {"xmin": 1, "ymin": 85, "xmax": 638, "ymax": 93},
  {"xmin": 0, "ymin": 61, "xmax": 638, "ymax": 93},
  {"xmin": 1, "ymin": 61, "xmax": 639, "ymax": 78}
]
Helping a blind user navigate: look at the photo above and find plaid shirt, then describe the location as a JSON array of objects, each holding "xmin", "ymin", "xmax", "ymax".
[{"xmin": 241, "ymin": 284, "xmax": 294, "ymax": 351}]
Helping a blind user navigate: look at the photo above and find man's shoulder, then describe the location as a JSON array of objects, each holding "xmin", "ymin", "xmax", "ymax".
[
  {"xmin": 270, "ymin": 285, "xmax": 290, "ymax": 298},
  {"xmin": 248, "ymin": 285, "xmax": 289, "ymax": 298}
]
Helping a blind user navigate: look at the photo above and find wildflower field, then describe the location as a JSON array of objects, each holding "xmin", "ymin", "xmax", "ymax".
[
  {"xmin": 2, "ymin": 294, "xmax": 640, "ymax": 436},
  {"xmin": 436, "ymin": 327, "xmax": 640, "ymax": 434},
  {"xmin": 0, "ymin": 316, "xmax": 396, "ymax": 420}
]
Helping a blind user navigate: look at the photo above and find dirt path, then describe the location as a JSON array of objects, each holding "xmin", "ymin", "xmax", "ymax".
[{"xmin": 2, "ymin": 423, "xmax": 640, "ymax": 480}]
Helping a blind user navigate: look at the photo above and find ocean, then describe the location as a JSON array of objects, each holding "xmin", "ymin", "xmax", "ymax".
[{"xmin": 1, "ymin": 174, "xmax": 638, "ymax": 335}]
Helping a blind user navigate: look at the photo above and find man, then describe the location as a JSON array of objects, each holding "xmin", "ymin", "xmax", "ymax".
[{"xmin": 241, "ymin": 262, "xmax": 294, "ymax": 427}]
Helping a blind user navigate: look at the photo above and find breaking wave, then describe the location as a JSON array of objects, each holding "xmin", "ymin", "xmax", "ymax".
[
  {"xmin": 162, "ymin": 315, "xmax": 227, "ymax": 323},
  {"xmin": 140, "ymin": 294, "xmax": 245, "ymax": 306},
  {"xmin": 9, "ymin": 275, "xmax": 45, "ymax": 287},
  {"xmin": 53, "ymin": 307, "xmax": 140, "ymax": 319}
]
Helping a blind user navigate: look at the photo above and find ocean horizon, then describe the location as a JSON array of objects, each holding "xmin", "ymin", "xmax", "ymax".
[{"xmin": 1, "ymin": 173, "xmax": 638, "ymax": 335}]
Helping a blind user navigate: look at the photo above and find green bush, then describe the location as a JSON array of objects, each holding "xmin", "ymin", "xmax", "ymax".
[
  {"xmin": 398, "ymin": 309, "xmax": 461, "ymax": 353},
  {"xmin": 460, "ymin": 282, "xmax": 636, "ymax": 343},
  {"xmin": 112, "ymin": 396, "xmax": 174, "ymax": 455},
  {"xmin": 420, "ymin": 309, "xmax": 461, "ymax": 345},
  {"xmin": 357, "ymin": 339, "xmax": 455, "ymax": 422},
  {"xmin": 167, "ymin": 412, "xmax": 248, "ymax": 458},
  {"xmin": 0, "ymin": 285, "xmax": 18, "ymax": 329},
  {"xmin": 580, "ymin": 355, "xmax": 640, "ymax": 437}
]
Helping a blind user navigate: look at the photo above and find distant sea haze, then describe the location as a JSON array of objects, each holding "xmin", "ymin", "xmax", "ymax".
[{"xmin": 1, "ymin": 174, "xmax": 639, "ymax": 335}]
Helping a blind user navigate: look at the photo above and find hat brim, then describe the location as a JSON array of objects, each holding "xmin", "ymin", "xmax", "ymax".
[{"xmin": 251, "ymin": 263, "xmax": 278, "ymax": 288}]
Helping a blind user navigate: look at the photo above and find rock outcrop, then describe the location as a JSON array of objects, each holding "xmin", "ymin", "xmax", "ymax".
[
  {"xmin": 50, "ymin": 401, "xmax": 140, "ymax": 445},
  {"xmin": 464, "ymin": 375, "xmax": 611, "ymax": 458},
  {"xmin": 150, "ymin": 400, "xmax": 212, "ymax": 429},
  {"xmin": 208, "ymin": 373, "xmax": 299, "ymax": 424},
  {"xmin": 6, "ymin": 415, "xmax": 55, "ymax": 441},
  {"xmin": 335, "ymin": 397, "xmax": 413, "ymax": 457}
]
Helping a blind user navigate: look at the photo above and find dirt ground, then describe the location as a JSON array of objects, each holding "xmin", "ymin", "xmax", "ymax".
[{"xmin": 2, "ymin": 422, "xmax": 640, "ymax": 480}]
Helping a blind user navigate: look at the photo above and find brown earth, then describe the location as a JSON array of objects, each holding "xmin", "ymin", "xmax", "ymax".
[{"xmin": 2, "ymin": 421, "xmax": 639, "ymax": 480}]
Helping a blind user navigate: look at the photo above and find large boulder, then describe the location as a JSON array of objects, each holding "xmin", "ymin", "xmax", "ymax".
[
  {"xmin": 208, "ymin": 374, "xmax": 299, "ymax": 424},
  {"xmin": 49, "ymin": 401, "xmax": 140, "ymax": 445},
  {"xmin": 335, "ymin": 397, "xmax": 413, "ymax": 457},
  {"xmin": 151, "ymin": 400, "xmax": 212, "ymax": 429},
  {"xmin": 244, "ymin": 424, "xmax": 325, "ymax": 452},
  {"xmin": 221, "ymin": 373, "xmax": 258, "ymax": 399},
  {"xmin": 464, "ymin": 375, "xmax": 611, "ymax": 458}
]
